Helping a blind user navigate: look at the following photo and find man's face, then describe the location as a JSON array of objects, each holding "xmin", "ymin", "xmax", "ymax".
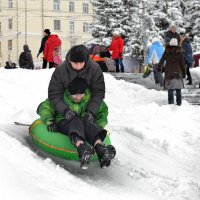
[
  {"xmin": 69, "ymin": 61, "xmax": 85, "ymax": 71},
  {"xmin": 171, "ymin": 27, "xmax": 176, "ymax": 33}
]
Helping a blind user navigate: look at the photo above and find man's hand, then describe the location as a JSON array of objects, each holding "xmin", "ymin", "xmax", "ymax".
[{"xmin": 65, "ymin": 110, "xmax": 76, "ymax": 121}]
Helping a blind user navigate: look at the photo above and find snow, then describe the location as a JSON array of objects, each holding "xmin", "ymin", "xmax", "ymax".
[{"xmin": 0, "ymin": 68, "xmax": 200, "ymax": 200}]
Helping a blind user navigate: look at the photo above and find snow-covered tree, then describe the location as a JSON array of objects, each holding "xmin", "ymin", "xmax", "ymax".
[{"xmin": 91, "ymin": 0, "xmax": 125, "ymax": 39}]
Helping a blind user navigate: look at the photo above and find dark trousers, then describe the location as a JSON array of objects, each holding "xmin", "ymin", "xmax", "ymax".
[
  {"xmin": 42, "ymin": 59, "xmax": 47, "ymax": 69},
  {"xmin": 168, "ymin": 89, "xmax": 182, "ymax": 106},
  {"xmin": 153, "ymin": 64, "xmax": 164, "ymax": 87},
  {"xmin": 186, "ymin": 63, "xmax": 192, "ymax": 83},
  {"xmin": 57, "ymin": 116, "xmax": 107, "ymax": 146},
  {"xmin": 114, "ymin": 58, "xmax": 124, "ymax": 72}
]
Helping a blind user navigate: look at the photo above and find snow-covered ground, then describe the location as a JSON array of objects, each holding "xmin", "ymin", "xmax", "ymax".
[{"xmin": 0, "ymin": 68, "xmax": 200, "ymax": 200}]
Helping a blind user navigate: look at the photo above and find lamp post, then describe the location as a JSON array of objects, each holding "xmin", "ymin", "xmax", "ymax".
[{"xmin": 25, "ymin": 0, "xmax": 27, "ymax": 44}]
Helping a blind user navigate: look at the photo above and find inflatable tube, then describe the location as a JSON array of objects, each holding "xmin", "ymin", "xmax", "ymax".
[{"xmin": 29, "ymin": 118, "xmax": 111, "ymax": 161}]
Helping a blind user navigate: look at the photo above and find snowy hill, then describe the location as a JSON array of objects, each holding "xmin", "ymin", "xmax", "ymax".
[{"xmin": 0, "ymin": 68, "xmax": 200, "ymax": 200}]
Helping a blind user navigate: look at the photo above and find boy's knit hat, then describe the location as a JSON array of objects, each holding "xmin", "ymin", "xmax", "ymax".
[{"xmin": 68, "ymin": 77, "xmax": 88, "ymax": 95}]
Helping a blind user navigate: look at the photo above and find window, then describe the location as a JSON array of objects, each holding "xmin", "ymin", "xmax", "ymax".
[
  {"xmin": 70, "ymin": 21, "xmax": 74, "ymax": 35},
  {"xmin": 54, "ymin": 20, "xmax": 61, "ymax": 30},
  {"xmin": 8, "ymin": 0, "xmax": 13, "ymax": 8},
  {"xmin": 83, "ymin": 22, "xmax": 90, "ymax": 33},
  {"xmin": 70, "ymin": 40, "xmax": 76, "ymax": 47},
  {"xmin": 53, "ymin": 0, "xmax": 60, "ymax": 11},
  {"xmin": 69, "ymin": 1, "xmax": 74, "ymax": 12},
  {"xmin": 8, "ymin": 18, "xmax": 12, "ymax": 30},
  {"xmin": 8, "ymin": 40, "xmax": 12, "ymax": 51},
  {"xmin": 82, "ymin": 3, "xmax": 89, "ymax": 14}
]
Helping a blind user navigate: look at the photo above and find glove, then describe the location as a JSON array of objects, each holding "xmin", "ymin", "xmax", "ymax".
[
  {"xmin": 119, "ymin": 52, "xmax": 122, "ymax": 57},
  {"xmin": 65, "ymin": 110, "xmax": 76, "ymax": 121},
  {"xmin": 47, "ymin": 122, "xmax": 58, "ymax": 132},
  {"xmin": 84, "ymin": 111, "xmax": 94, "ymax": 123},
  {"xmin": 37, "ymin": 52, "xmax": 40, "ymax": 58}
]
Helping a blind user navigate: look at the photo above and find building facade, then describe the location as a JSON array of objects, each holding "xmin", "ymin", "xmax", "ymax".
[{"xmin": 0, "ymin": 0, "xmax": 93, "ymax": 67}]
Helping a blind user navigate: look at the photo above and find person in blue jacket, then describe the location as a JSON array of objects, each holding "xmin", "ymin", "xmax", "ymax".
[
  {"xmin": 145, "ymin": 37, "xmax": 165, "ymax": 87},
  {"xmin": 180, "ymin": 33, "xmax": 194, "ymax": 85}
]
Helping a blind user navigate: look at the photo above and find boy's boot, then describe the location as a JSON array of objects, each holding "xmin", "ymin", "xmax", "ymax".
[
  {"xmin": 77, "ymin": 143, "xmax": 95, "ymax": 169},
  {"xmin": 95, "ymin": 143, "xmax": 116, "ymax": 168},
  {"xmin": 69, "ymin": 133, "xmax": 94, "ymax": 169}
]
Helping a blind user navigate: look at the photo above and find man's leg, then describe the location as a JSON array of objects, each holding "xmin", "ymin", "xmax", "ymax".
[{"xmin": 42, "ymin": 58, "xmax": 47, "ymax": 69}]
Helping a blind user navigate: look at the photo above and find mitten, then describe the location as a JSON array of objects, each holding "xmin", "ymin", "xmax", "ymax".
[
  {"xmin": 65, "ymin": 110, "xmax": 76, "ymax": 121},
  {"xmin": 47, "ymin": 122, "xmax": 58, "ymax": 132},
  {"xmin": 84, "ymin": 111, "xmax": 94, "ymax": 123}
]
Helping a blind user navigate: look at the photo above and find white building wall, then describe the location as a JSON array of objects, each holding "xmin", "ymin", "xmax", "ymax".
[{"xmin": 0, "ymin": 0, "xmax": 93, "ymax": 67}]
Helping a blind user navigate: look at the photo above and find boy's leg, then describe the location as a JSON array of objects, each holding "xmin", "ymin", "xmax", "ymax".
[
  {"xmin": 57, "ymin": 117, "xmax": 94, "ymax": 168},
  {"xmin": 84, "ymin": 121, "xmax": 116, "ymax": 168}
]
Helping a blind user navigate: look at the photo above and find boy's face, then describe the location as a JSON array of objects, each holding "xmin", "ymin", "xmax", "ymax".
[
  {"xmin": 70, "ymin": 93, "xmax": 85, "ymax": 102},
  {"xmin": 69, "ymin": 61, "xmax": 85, "ymax": 71}
]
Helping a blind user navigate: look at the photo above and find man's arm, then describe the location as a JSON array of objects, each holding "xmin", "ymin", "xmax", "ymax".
[
  {"xmin": 48, "ymin": 68, "xmax": 69, "ymax": 115},
  {"xmin": 86, "ymin": 67, "xmax": 105, "ymax": 115}
]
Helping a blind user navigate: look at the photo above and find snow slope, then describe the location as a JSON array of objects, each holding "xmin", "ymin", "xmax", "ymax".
[{"xmin": 0, "ymin": 68, "xmax": 200, "ymax": 200}]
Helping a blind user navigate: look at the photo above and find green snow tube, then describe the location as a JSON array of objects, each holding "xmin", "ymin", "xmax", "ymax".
[{"xmin": 29, "ymin": 118, "xmax": 111, "ymax": 161}]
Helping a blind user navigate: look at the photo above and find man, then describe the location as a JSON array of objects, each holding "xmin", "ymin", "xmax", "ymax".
[
  {"xmin": 165, "ymin": 25, "xmax": 180, "ymax": 45},
  {"xmin": 48, "ymin": 44, "xmax": 105, "ymax": 130},
  {"xmin": 37, "ymin": 29, "xmax": 51, "ymax": 69},
  {"xmin": 39, "ymin": 78, "xmax": 116, "ymax": 168},
  {"xmin": 145, "ymin": 37, "xmax": 165, "ymax": 87},
  {"xmin": 108, "ymin": 30, "xmax": 125, "ymax": 72}
]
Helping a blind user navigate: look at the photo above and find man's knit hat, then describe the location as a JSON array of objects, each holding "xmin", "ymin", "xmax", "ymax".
[
  {"xmin": 44, "ymin": 29, "xmax": 51, "ymax": 35},
  {"xmin": 69, "ymin": 45, "xmax": 89, "ymax": 62},
  {"xmin": 68, "ymin": 77, "xmax": 88, "ymax": 95}
]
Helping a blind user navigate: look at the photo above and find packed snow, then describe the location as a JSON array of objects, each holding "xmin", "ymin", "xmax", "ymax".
[{"xmin": 0, "ymin": 68, "xmax": 200, "ymax": 200}]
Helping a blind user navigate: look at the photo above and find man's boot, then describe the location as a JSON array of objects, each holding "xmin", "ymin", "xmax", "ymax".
[{"xmin": 95, "ymin": 143, "xmax": 116, "ymax": 168}]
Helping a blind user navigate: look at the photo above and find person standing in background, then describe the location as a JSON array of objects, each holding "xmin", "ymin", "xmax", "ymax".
[
  {"xmin": 37, "ymin": 29, "xmax": 51, "ymax": 69},
  {"xmin": 157, "ymin": 38, "xmax": 185, "ymax": 106},
  {"xmin": 108, "ymin": 30, "xmax": 125, "ymax": 73},
  {"xmin": 165, "ymin": 25, "xmax": 180, "ymax": 45},
  {"xmin": 145, "ymin": 37, "xmax": 165, "ymax": 87},
  {"xmin": 180, "ymin": 33, "xmax": 194, "ymax": 85},
  {"xmin": 44, "ymin": 33, "xmax": 62, "ymax": 68}
]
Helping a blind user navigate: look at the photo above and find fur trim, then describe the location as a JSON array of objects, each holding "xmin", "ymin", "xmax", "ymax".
[{"xmin": 165, "ymin": 46, "xmax": 183, "ymax": 53}]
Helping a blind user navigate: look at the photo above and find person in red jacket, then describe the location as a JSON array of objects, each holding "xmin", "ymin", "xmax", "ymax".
[
  {"xmin": 44, "ymin": 34, "xmax": 62, "ymax": 68},
  {"xmin": 108, "ymin": 30, "xmax": 125, "ymax": 72}
]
